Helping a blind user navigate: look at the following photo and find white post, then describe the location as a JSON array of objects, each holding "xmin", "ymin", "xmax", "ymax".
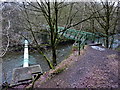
[{"xmin": 23, "ymin": 40, "xmax": 29, "ymax": 67}]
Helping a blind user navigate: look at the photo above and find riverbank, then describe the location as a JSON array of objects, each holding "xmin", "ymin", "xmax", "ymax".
[
  {"xmin": 2, "ymin": 42, "xmax": 73, "ymax": 85},
  {"xmin": 26, "ymin": 45, "xmax": 120, "ymax": 88},
  {"xmin": 12, "ymin": 45, "xmax": 85, "ymax": 88}
]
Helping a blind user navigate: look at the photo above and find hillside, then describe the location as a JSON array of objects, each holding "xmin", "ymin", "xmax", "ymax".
[{"xmin": 32, "ymin": 45, "xmax": 120, "ymax": 88}]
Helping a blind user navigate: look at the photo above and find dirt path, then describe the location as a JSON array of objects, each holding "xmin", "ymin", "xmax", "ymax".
[{"xmin": 34, "ymin": 45, "xmax": 120, "ymax": 88}]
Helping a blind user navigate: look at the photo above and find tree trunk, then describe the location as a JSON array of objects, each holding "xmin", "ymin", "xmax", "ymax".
[
  {"xmin": 52, "ymin": 46, "xmax": 57, "ymax": 66},
  {"xmin": 105, "ymin": 2, "xmax": 110, "ymax": 48},
  {"xmin": 105, "ymin": 36, "xmax": 109, "ymax": 48}
]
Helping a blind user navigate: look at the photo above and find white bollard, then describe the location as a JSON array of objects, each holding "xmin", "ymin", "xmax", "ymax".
[{"xmin": 23, "ymin": 40, "xmax": 29, "ymax": 67}]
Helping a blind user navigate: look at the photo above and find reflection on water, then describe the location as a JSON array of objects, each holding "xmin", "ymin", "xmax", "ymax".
[{"xmin": 2, "ymin": 44, "xmax": 72, "ymax": 83}]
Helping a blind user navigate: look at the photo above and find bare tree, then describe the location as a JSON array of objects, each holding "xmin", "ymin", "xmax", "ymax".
[
  {"xmin": 21, "ymin": 0, "xmax": 105, "ymax": 68},
  {"xmin": 88, "ymin": 0, "xmax": 119, "ymax": 48},
  {"xmin": 0, "ymin": 3, "xmax": 10, "ymax": 58}
]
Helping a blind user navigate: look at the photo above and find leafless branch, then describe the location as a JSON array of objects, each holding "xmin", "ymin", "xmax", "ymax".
[{"xmin": 0, "ymin": 20, "xmax": 10, "ymax": 57}]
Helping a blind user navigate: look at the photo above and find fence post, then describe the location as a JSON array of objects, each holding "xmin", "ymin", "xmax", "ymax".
[{"xmin": 78, "ymin": 41, "xmax": 81, "ymax": 55}]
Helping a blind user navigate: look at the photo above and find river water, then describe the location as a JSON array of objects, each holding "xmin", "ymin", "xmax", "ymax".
[
  {"xmin": 2, "ymin": 44, "xmax": 73, "ymax": 84},
  {"xmin": 2, "ymin": 34, "xmax": 120, "ymax": 84}
]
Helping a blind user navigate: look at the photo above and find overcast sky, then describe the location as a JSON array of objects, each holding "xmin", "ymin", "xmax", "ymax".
[
  {"xmin": 0, "ymin": 0, "xmax": 119, "ymax": 2},
  {"xmin": 0, "ymin": 0, "xmax": 119, "ymax": 4}
]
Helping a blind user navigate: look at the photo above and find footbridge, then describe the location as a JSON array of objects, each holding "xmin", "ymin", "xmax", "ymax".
[
  {"xmin": 47, "ymin": 26, "xmax": 105, "ymax": 54},
  {"xmin": 57, "ymin": 26, "xmax": 105, "ymax": 44}
]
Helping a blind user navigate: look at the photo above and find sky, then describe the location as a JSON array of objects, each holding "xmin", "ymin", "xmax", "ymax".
[
  {"xmin": 0, "ymin": 0, "xmax": 119, "ymax": 5},
  {"xmin": 0, "ymin": 0, "xmax": 118, "ymax": 7},
  {"xmin": 0, "ymin": 0, "xmax": 119, "ymax": 2}
]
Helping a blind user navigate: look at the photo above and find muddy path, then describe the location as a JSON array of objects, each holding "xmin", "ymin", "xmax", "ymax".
[{"xmin": 33, "ymin": 45, "xmax": 120, "ymax": 88}]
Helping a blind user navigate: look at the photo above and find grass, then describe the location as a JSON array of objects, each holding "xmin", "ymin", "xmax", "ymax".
[{"xmin": 52, "ymin": 67, "xmax": 65, "ymax": 75}]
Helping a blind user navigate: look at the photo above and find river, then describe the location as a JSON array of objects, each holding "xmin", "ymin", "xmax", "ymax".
[
  {"xmin": 2, "ymin": 34, "xmax": 120, "ymax": 84},
  {"xmin": 2, "ymin": 44, "xmax": 73, "ymax": 84}
]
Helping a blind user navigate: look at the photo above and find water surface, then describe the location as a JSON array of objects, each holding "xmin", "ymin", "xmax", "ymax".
[{"xmin": 2, "ymin": 44, "xmax": 73, "ymax": 83}]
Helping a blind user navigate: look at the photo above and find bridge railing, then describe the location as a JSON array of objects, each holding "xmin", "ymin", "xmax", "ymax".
[{"xmin": 47, "ymin": 26, "xmax": 106, "ymax": 54}]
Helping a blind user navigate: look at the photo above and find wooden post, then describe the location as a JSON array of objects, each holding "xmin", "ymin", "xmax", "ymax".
[{"xmin": 78, "ymin": 41, "xmax": 81, "ymax": 55}]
